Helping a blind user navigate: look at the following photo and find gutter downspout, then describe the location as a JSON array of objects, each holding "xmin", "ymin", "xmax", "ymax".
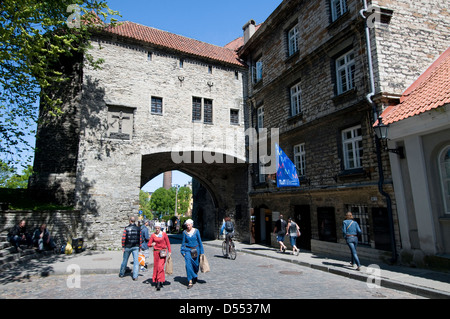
[{"xmin": 360, "ymin": 0, "xmax": 398, "ymax": 263}]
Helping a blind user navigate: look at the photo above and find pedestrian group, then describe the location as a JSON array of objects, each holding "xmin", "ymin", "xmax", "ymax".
[{"xmin": 119, "ymin": 216, "xmax": 208, "ymax": 290}]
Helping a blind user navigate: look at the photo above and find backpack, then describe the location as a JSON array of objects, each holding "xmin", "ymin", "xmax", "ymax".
[{"xmin": 225, "ymin": 220, "xmax": 234, "ymax": 232}]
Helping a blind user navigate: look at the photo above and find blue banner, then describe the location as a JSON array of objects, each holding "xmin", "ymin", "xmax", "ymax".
[{"xmin": 276, "ymin": 144, "xmax": 300, "ymax": 187}]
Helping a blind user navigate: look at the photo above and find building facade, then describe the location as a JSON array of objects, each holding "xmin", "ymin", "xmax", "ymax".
[
  {"xmin": 31, "ymin": 22, "xmax": 250, "ymax": 249},
  {"xmin": 379, "ymin": 47, "xmax": 450, "ymax": 265},
  {"xmin": 238, "ymin": 0, "xmax": 449, "ymax": 263},
  {"xmin": 30, "ymin": 0, "xmax": 449, "ymax": 263}
]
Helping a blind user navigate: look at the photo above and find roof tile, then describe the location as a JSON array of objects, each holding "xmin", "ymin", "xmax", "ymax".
[
  {"xmin": 101, "ymin": 21, "xmax": 245, "ymax": 67},
  {"xmin": 380, "ymin": 46, "xmax": 450, "ymax": 125}
]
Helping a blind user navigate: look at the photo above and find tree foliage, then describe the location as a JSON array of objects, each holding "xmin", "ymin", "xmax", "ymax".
[
  {"xmin": 0, "ymin": 0, "xmax": 120, "ymax": 166},
  {"xmin": 149, "ymin": 186, "xmax": 192, "ymax": 217},
  {"xmin": 139, "ymin": 189, "xmax": 153, "ymax": 219},
  {"xmin": 0, "ymin": 159, "xmax": 33, "ymax": 188}
]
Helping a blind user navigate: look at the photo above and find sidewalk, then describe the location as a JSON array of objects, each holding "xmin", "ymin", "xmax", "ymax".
[
  {"xmin": 206, "ymin": 238, "xmax": 450, "ymax": 299},
  {"xmin": 1, "ymin": 234, "xmax": 449, "ymax": 299}
]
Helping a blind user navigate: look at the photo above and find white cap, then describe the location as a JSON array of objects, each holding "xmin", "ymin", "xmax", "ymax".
[{"xmin": 154, "ymin": 222, "xmax": 161, "ymax": 228}]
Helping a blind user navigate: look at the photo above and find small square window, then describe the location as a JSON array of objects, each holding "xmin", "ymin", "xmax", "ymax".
[
  {"xmin": 208, "ymin": 65, "xmax": 213, "ymax": 74},
  {"xmin": 151, "ymin": 97, "xmax": 163, "ymax": 114},
  {"xmin": 147, "ymin": 52, "xmax": 152, "ymax": 61},
  {"xmin": 180, "ymin": 59, "xmax": 184, "ymax": 68}
]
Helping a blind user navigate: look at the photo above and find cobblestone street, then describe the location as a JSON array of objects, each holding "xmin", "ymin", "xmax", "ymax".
[{"xmin": 0, "ymin": 240, "xmax": 423, "ymax": 300}]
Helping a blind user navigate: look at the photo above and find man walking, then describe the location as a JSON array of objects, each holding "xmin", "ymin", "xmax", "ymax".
[
  {"xmin": 273, "ymin": 214, "xmax": 288, "ymax": 252},
  {"xmin": 140, "ymin": 219, "xmax": 150, "ymax": 272},
  {"xmin": 119, "ymin": 216, "xmax": 142, "ymax": 280}
]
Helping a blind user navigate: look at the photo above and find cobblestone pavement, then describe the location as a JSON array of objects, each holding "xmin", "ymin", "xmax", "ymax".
[{"xmin": 0, "ymin": 241, "xmax": 423, "ymax": 300}]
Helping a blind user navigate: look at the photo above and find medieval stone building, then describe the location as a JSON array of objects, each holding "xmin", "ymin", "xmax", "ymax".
[
  {"xmin": 237, "ymin": 0, "xmax": 449, "ymax": 263},
  {"xmin": 30, "ymin": 0, "xmax": 449, "ymax": 265},
  {"xmin": 31, "ymin": 21, "xmax": 250, "ymax": 249}
]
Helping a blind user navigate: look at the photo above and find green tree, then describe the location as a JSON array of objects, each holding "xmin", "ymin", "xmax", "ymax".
[
  {"xmin": 139, "ymin": 189, "xmax": 153, "ymax": 219},
  {"xmin": 177, "ymin": 186, "xmax": 192, "ymax": 215},
  {"xmin": 0, "ymin": 160, "xmax": 33, "ymax": 188},
  {"xmin": 0, "ymin": 0, "xmax": 120, "ymax": 165},
  {"xmin": 150, "ymin": 187, "xmax": 175, "ymax": 216}
]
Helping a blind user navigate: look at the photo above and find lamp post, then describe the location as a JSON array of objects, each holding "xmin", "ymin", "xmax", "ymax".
[
  {"xmin": 373, "ymin": 116, "xmax": 398, "ymax": 264},
  {"xmin": 373, "ymin": 116, "xmax": 405, "ymax": 158},
  {"xmin": 174, "ymin": 184, "xmax": 180, "ymax": 217}
]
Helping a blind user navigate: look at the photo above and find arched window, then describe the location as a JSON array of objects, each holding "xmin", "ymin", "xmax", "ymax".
[{"xmin": 439, "ymin": 145, "xmax": 450, "ymax": 214}]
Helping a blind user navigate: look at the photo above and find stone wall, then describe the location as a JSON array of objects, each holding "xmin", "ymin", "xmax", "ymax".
[
  {"xmin": 71, "ymin": 34, "xmax": 249, "ymax": 249},
  {"xmin": 372, "ymin": 0, "xmax": 450, "ymax": 96},
  {"xmin": 0, "ymin": 210, "xmax": 82, "ymax": 246}
]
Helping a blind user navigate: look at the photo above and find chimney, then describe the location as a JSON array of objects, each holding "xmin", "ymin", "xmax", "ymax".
[
  {"xmin": 163, "ymin": 171, "xmax": 172, "ymax": 190},
  {"xmin": 243, "ymin": 19, "xmax": 256, "ymax": 45}
]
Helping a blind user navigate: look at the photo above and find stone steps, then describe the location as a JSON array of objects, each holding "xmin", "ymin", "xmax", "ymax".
[{"xmin": 0, "ymin": 235, "xmax": 57, "ymax": 273}]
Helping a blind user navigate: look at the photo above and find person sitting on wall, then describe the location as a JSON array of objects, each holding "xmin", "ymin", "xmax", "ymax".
[
  {"xmin": 32, "ymin": 223, "xmax": 57, "ymax": 252},
  {"xmin": 7, "ymin": 220, "xmax": 32, "ymax": 252}
]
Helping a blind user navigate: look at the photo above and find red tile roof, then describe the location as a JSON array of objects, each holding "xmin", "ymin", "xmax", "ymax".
[
  {"xmin": 379, "ymin": 46, "xmax": 450, "ymax": 125},
  {"xmin": 100, "ymin": 21, "xmax": 245, "ymax": 67}
]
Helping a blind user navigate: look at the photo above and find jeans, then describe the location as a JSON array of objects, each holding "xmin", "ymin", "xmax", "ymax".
[
  {"xmin": 119, "ymin": 246, "xmax": 140, "ymax": 279},
  {"xmin": 225, "ymin": 232, "xmax": 234, "ymax": 256},
  {"xmin": 9, "ymin": 235, "xmax": 32, "ymax": 249},
  {"xmin": 346, "ymin": 236, "xmax": 361, "ymax": 267}
]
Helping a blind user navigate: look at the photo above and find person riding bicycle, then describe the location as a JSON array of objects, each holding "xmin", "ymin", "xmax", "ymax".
[{"xmin": 220, "ymin": 216, "xmax": 234, "ymax": 257}]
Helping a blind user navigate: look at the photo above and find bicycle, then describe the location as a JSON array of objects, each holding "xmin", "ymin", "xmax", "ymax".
[{"xmin": 222, "ymin": 236, "xmax": 236, "ymax": 260}]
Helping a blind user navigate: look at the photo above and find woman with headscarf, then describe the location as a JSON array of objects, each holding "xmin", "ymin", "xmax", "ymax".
[
  {"xmin": 180, "ymin": 219, "xmax": 204, "ymax": 289},
  {"xmin": 148, "ymin": 222, "xmax": 171, "ymax": 291}
]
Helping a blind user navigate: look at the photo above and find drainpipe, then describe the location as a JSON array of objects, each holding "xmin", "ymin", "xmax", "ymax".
[{"xmin": 360, "ymin": 0, "xmax": 398, "ymax": 263}]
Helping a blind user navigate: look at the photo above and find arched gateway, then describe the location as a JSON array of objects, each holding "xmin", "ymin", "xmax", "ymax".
[{"xmin": 30, "ymin": 21, "xmax": 251, "ymax": 249}]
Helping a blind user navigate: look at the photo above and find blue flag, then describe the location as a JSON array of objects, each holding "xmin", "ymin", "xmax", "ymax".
[{"xmin": 276, "ymin": 144, "xmax": 300, "ymax": 187}]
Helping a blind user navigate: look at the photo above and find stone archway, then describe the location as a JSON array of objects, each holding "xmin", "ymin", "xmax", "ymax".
[{"xmin": 141, "ymin": 151, "xmax": 249, "ymax": 240}]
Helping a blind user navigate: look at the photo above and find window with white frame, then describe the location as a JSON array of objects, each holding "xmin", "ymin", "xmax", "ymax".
[
  {"xmin": 342, "ymin": 125, "xmax": 363, "ymax": 170},
  {"xmin": 294, "ymin": 143, "xmax": 306, "ymax": 177},
  {"xmin": 336, "ymin": 51, "xmax": 355, "ymax": 95},
  {"xmin": 331, "ymin": 0, "xmax": 348, "ymax": 22},
  {"xmin": 439, "ymin": 146, "xmax": 450, "ymax": 214},
  {"xmin": 257, "ymin": 106, "xmax": 264, "ymax": 131},
  {"xmin": 290, "ymin": 82, "xmax": 302, "ymax": 116},
  {"xmin": 288, "ymin": 25, "xmax": 299, "ymax": 56},
  {"xmin": 252, "ymin": 59, "xmax": 263, "ymax": 83}
]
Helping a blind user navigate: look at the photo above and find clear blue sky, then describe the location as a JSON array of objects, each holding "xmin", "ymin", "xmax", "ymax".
[{"xmin": 106, "ymin": 0, "xmax": 281, "ymax": 46}]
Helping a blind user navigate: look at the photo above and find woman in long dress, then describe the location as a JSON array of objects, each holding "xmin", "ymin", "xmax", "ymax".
[
  {"xmin": 148, "ymin": 222, "xmax": 171, "ymax": 290},
  {"xmin": 180, "ymin": 219, "xmax": 204, "ymax": 289}
]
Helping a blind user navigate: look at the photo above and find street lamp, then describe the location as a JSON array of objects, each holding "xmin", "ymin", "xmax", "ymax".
[
  {"xmin": 173, "ymin": 184, "xmax": 180, "ymax": 216},
  {"xmin": 373, "ymin": 116, "xmax": 405, "ymax": 158}
]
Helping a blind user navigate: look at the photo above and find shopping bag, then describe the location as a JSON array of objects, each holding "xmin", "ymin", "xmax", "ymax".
[
  {"xmin": 65, "ymin": 242, "xmax": 73, "ymax": 255},
  {"xmin": 139, "ymin": 253, "xmax": 145, "ymax": 266},
  {"xmin": 199, "ymin": 254, "xmax": 210, "ymax": 273},
  {"xmin": 165, "ymin": 255, "xmax": 173, "ymax": 275}
]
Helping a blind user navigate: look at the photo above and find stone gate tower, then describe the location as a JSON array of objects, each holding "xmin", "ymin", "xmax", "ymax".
[{"xmin": 30, "ymin": 21, "xmax": 250, "ymax": 249}]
